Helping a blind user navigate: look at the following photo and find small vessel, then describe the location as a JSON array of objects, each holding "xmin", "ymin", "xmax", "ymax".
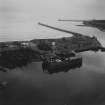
[{"xmin": 42, "ymin": 53, "xmax": 82, "ymax": 74}]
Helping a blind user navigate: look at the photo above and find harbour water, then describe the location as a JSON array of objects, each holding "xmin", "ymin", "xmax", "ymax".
[{"xmin": 0, "ymin": 22, "xmax": 105, "ymax": 105}]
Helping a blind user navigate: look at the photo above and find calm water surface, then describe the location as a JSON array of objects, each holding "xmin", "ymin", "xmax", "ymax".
[{"xmin": 0, "ymin": 22, "xmax": 105, "ymax": 105}]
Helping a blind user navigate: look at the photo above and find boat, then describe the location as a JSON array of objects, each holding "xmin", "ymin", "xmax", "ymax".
[{"xmin": 42, "ymin": 53, "xmax": 82, "ymax": 74}]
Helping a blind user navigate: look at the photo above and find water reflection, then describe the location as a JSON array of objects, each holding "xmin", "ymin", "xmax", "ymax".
[{"xmin": 0, "ymin": 51, "xmax": 105, "ymax": 105}]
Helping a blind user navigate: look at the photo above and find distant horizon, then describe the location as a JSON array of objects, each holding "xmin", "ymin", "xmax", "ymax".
[{"xmin": 0, "ymin": 0, "xmax": 105, "ymax": 41}]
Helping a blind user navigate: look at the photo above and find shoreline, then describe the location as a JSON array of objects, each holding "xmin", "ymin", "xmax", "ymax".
[{"xmin": 0, "ymin": 27, "xmax": 105, "ymax": 70}]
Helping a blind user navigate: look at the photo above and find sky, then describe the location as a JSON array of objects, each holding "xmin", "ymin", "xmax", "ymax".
[{"xmin": 0, "ymin": 0, "xmax": 105, "ymax": 41}]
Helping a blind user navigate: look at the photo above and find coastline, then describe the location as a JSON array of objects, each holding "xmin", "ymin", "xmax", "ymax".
[{"xmin": 0, "ymin": 29, "xmax": 105, "ymax": 70}]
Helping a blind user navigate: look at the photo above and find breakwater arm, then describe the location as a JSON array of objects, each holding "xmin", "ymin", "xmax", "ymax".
[{"xmin": 38, "ymin": 22, "xmax": 82, "ymax": 37}]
